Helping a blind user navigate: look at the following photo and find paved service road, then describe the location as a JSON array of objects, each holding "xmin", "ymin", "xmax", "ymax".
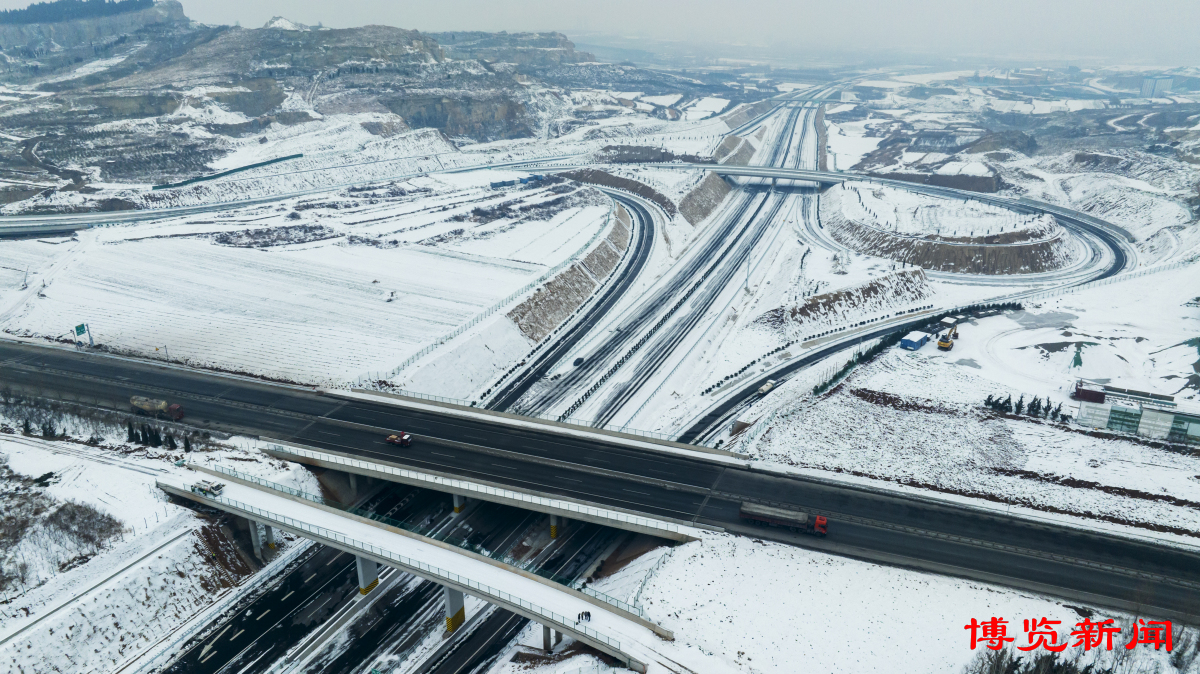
[{"xmin": 4, "ymin": 340, "xmax": 1200, "ymax": 623}]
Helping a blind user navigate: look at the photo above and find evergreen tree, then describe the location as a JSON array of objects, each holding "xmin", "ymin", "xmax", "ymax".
[
  {"xmin": 1052, "ymin": 403, "xmax": 1063, "ymax": 421},
  {"xmin": 165, "ymin": 434, "xmax": 176, "ymax": 450},
  {"xmin": 22, "ymin": 418, "xmax": 31, "ymax": 435},
  {"xmin": 183, "ymin": 436, "xmax": 192, "ymax": 453},
  {"xmin": 985, "ymin": 394, "xmax": 994, "ymax": 408},
  {"xmin": 1014, "ymin": 395, "xmax": 1025, "ymax": 415},
  {"xmin": 1002, "ymin": 395, "xmax": 1013, "ymax": 414},
  {"xmin": 41, "ymin": 421, "xmax": 55, "ymax": 438},
  {"xmin": 1028, "ymin": 397, "xmax": 1041, "ymax": 417}
]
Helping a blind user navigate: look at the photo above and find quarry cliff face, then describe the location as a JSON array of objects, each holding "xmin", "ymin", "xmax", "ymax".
[
  {"xmin": 383, "ymin": 93, "xmax": 532, "ymax": 140},
  {"xmin": 0, "ymin": 0, "xmax": 187, "ymax": 51}
]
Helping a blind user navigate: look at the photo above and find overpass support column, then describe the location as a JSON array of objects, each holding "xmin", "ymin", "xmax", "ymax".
[
  {"xmin": 452, "ymin": 494, "xmax": 465, "ymax": 515},
  {"xmin": 348, "ymin": 472, "xmax": 357, "ymax": 494},
  {"xmin": 247, "ymin": 519, "xmax": 263, "ymax": 559},
  {"xmin": 550, "ymin": 514, "xmax": 561, "ymax": 539},
  {"xmin": 443, "ymin": 586, "xmax": 465, "ymax": 632},
  {"xmin": 355, "ymin": 556, "xmax": 379, "ymax": 595},
  {"xmin": 543, "ymin": 625, "xmax": 552, "ymax": 651},
  {"xmin": 263, "ymin": 525, "xmax": 275, "ymax": 550}
]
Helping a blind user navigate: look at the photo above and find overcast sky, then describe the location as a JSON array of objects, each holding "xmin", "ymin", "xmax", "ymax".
[{"xmin": 5, "ymin": 0, "xmax": 1198, "ymax": 64}]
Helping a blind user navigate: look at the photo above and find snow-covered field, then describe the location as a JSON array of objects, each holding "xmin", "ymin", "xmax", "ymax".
[
  {"xmin": 494, "ymin": 533, "xmax": 1181, "ymax": 674},
  {"xmin": 728, "ymin": 262, "xmax": 1200, "ymax": 542},
  {"xmin": 0, "ymin": 175, "xmax": 612, "ymax": 386}
]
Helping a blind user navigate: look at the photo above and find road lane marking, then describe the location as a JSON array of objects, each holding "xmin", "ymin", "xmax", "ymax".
[
  {"xmin": 305, "ymin": 573, "xmax": 316, "ymax": 582},
  {"xmin": 556, "ymin": 476, "xmax": 581, "ymax": 482},
  {"xmin": 281, "ymin": 590, "xmax": 294, "ymax": 601},
  {"xmin": 200, "ymin": 651, "xmax": 217, "ymax": 663},
  {"xmin": 255, "ymin": 609, "xmax": 271, "ymax": 621},
  {"xmin": 623, "ymin": 488, "xmax": 650, "ymax": 496},
  {"xmin": 231, "ymin": 629, "xmax": 244, "ymax": 640},
  {"xmin": 325, "ymin": 553, "xmax": 342, "ymax": 566}
]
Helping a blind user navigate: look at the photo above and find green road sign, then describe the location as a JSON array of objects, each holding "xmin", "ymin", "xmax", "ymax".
[{"xmin": 75, "ymin": 324, "xmax": 86, "ymax": 336}]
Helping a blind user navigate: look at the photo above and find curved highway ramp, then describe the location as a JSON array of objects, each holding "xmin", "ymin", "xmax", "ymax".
[{"xmin": 157, "ymin": 469, "xmax": 669, "ymax": 672}]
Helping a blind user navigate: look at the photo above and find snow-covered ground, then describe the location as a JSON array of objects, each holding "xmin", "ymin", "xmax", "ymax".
[
  {"xmin": 0, "ymin": 427, "xmax": 311, "ymax": 674},
  {"xmin": 492, "ymin": 533, "xmax": 1181, "ymax": 674},
  {"xmin": 0, "ymin": 175, "xmax": 612, "ymax": 386},
  {"xmin": 723, "ymin": 262, "xmax": 1200, "ymax": 542}
]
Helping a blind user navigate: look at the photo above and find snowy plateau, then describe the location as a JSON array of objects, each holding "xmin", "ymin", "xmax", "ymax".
[{"xmin": 0, "ymin": 8, "xmax": 1198, "ymax": 674}]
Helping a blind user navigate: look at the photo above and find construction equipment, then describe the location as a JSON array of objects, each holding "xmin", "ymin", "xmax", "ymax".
[
  {"xmin": 740, "ymin": 502, "xmax": 828, "ymax": 536},
  {"xmin": 937, "ymin": 332, "xmax": 954, "ymax": 351},
  {"xmin": 130, "ymin": 396, "xmax": 184, "ymax": 421}
]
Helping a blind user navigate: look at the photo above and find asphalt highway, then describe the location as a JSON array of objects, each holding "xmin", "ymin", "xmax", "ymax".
[
  {"xmin": 5, "ymin": 339, "xmax": 1200, "ymax": 622},
  {"xmin": 487, "ymin": 191, "xmax": 656, "ymax": 411}
]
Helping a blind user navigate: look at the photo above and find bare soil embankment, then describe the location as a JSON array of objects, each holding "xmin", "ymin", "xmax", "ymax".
[
  {"xmin": 558, "ymin": 169, "xmax": 676, "ymax": 218},
  {"xmin": 678, "ymin": 171, "xmax": 732, "ymax": 225},
  {"xmin": 821, "ymin": 190, "xmax": 1076, "ymax": 275},
  {"xmin": 506, "ymin": 205, "xmax": 631, "ymax": 342},
  {"xmin": 754, "ymin": 269, "xmax": 932, "ymax": 332}
]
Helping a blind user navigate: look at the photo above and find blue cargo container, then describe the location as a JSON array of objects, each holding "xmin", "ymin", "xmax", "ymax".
[{"xmin": 900, "ymin": 331, "xmax": 930, "ymax": 350}]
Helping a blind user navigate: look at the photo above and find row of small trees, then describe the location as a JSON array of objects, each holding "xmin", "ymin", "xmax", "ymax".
[
  {"xmin": 126, "ymin": 421, "xmax": 191, "ymax": 451},
  {"xmin": 984, "ymin": 394, "xmax": 1071, "ymax": 423}
]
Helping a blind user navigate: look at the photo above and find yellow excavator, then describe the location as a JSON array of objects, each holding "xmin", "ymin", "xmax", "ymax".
[{"xmin": 937, "ymin": 323, "xmax": 959, "ymax": 351}]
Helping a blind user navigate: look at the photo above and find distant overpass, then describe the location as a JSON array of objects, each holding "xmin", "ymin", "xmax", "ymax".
[{"xmin": 159, "ymin": 467, "xmax": 668, "ymax": 672}]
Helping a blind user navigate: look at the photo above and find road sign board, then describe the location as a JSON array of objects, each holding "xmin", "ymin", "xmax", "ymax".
[{"xmin": 75, "ymin": 324, "xmax": 86, "ymax": 336}]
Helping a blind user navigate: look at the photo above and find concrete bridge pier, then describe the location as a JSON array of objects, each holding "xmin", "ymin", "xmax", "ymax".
[
  {"xmin": 452, "ymin": 493, "xmax": 466, "ymax": 515},
  {"xmin": 356, "ymin": 555, "xmax": 380, "ymax": 595},
  {"xmin": 247, "ymin": 519, "xmax": 264, "ymax": 560},
  {"xmin": 348, "ymin": 472, "xmax": 357, "ymax": 494},
  {"xmin": 443, "ymin": 586, "xmax": 465, "ymax": 632},
  {"xmin": 550, "ymin": 514, "xmax": 562, "ymax": 539},
  {"xmin": 542, "ymin": 624, "xmax": 562, "ymax": 651},
  {"xmin": 264, "ymin": 525, "xmax": 275, "ymax": 549}
]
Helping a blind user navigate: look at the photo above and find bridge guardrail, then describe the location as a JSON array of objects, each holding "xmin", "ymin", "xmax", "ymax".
[
  {"xmin": 176, "ymin": 488, "xmax": 624, "ymax": 652},
  {"xmin": 212, "ymin": 460, "xmax": 651, "ymax": 618},
  {"xmin": 260, "ymin": 444, "xmax": 680, "ymax": 538},
  {"xmin": 370, "ymin": 387, "xmax": 678, "ymax": 443}
]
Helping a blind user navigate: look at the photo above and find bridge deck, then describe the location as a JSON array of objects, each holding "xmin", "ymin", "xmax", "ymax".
[{"xmin": 157, "ymin": 473, "xmax": 660, "ymax": 670}]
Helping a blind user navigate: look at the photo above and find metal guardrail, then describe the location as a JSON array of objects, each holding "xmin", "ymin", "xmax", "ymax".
[
  {"xmin": 258, "ymin": 445, "xmax": 681, "ymax": 538},
  {"xmin": 178, "ymin": 489, "xmax": 623, "ymax": 652},
  {"xmin": 361, "ymin": 200, "xmax": 617, "ymax": 383},
  {"xmin": 210, "ymin": 461, "xmax": 650, "ymax": 617},
  {"xmin": 370, "ymin": 387, "xmax": 678, "ymax": 442},
  {"xmin": 1027, "ymin": 260, "xmax": 1187, "ymax": 300}
]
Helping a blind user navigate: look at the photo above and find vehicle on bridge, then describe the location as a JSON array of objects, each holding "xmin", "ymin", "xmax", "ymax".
[
  {"xmin": 740, "ymin": 502, "xmax": 828, "ymax": 536},
  {"xmin": 191, "ymin": 480, "xmax": 224, "ymax": 496},
  {"xmin": 130, "ymin": 395, "xmax": 184, "ymax": 421},
  {"xmin": 758, "ymin": 379, "xmax": 778, "ymax": 395},
  {"xmin": 385, "ymin": 432, "xmax": 412, "ymax": 447}
]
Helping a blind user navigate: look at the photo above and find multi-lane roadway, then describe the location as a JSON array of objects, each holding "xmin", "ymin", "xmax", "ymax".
[{"xmin": 4, "ymin": 340, "xmax": 1200, "ymax": 627}]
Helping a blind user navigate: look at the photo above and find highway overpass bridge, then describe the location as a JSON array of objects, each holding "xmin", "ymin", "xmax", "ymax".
[
  {"xmin": 5, "ymin": 303, "xmax": 1200, "ymax": 624},
  {"xmin": 160, "ymin": 466, "xmax": 671, "ymax": 672}
]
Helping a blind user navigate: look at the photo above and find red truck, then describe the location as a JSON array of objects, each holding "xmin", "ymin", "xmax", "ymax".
[{"xmin": 740, "ymin": 502, "xmax": 828, "ymax": 536}]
